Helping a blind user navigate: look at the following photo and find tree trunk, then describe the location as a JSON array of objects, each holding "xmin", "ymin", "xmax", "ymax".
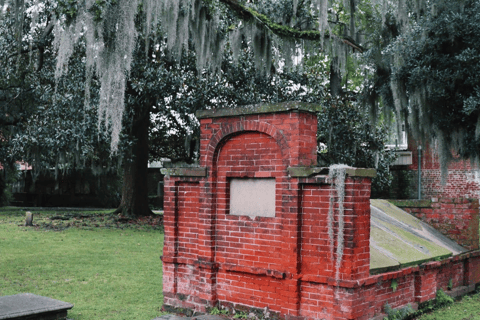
[
  {"xmin": 115, "ymin": 103, "xmax": 153, "ymax": 217},
  {"xmin": 330, "ymin": 57, "xmax": 343, "ymax": 97}
]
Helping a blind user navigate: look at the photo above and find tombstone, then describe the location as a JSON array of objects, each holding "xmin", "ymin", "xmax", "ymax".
[
  {"xmin": 161, "ymin": 102, "xmax": 377, "ymax": 319},
  {"xmin": 25, "ymin": 211, "xmax": 33, "ymax": 227},
  {"xmin": 161, "ymin": 101, "xmax": 480, "ymax": 320}
]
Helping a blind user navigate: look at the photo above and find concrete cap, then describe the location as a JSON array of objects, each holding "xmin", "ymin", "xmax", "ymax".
[
  {"xmin": 288, "ymin": 166, "xmax": 377, "ymax": 178},
  {"xmin": 196, "ymin": 101, "xmax": 321, "ymax": 119},
  {"xmin": 0, "ymin": 293, "xmax": 73, "ymax": 319},
  {"xmin": 160, "ymin": 167, "xmax": 207, "ymax": 177}
]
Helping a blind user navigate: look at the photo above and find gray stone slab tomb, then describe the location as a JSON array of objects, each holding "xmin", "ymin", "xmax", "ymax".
[{"xmin": 0, "ymin": 293, "xmax": 73, "ymax": 320}]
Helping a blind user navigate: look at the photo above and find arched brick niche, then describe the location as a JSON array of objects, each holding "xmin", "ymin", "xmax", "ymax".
[
  {"xmin": 197, "ymin": 103, "xmax": 322, "ymax": 315},
  {"xmin": 200, "ymin": 112, "xmax": 317, "ymax": 169},
  {"xmin": 212, "ymin": 130, "xmax": 294, "ymax": 312}
]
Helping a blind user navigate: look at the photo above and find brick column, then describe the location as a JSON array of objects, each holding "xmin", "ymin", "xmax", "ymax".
[
  {"xmin": 195, "ymin": 102, "xmax": 320, "ymax": 316},
  {"xmin": 340, "ymin": 176, "xmax": 372, "ymax": 280},
  {"xmin": 414, "ymin": 268, "xmax": 438, "ymax": 303},
  {"xmin": 464, "ymin": 254, "xmax": 480, "ymax": 287}
]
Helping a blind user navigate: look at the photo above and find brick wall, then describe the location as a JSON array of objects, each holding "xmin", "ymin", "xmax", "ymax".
[
  {"xmin": 407, "ymin": 140, "xmax": 480, "ymax": 200},
  {"xmin": 394, "ymin": 198, "xmax": 480, "ymax": 250},
  {"xmin": 161, "ymin": 103, "xmax": 480, "ymax": 320},
  {"xmin": 297, "ymin": 252, "xmax": 480, "ymax": 320},
  {"xmin": 300, "ymin": 177, "xmax": 371, "ymax": 282}
]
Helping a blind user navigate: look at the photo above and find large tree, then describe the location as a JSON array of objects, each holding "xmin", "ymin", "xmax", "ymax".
[
  {"xmin": 389, "ymin": 0, "xmax": 480, "ymax": 173},
  {"xmin": 1, "ymin": 1, "xmax": 333, "ymax": 215},
  {"xmin": 5, "ymin": 0, "xmax": 469, "ymax": 158},
  {"xmin": 4, "ymin": 0, "xmax": 476, "ymax": 214},
  {"xmin": 118, "ymin": 25, "xmax": 332, "ymax": 216},
  {"xmin": 0, "ymin": 1, "xmax": 124, "ymax": 208}
]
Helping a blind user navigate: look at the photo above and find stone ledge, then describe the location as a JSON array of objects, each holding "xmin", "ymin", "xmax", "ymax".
[
  {"xmin": 389, "ymin": 199, "xmax": 432, "ymax": 208},
  {"xmin": 160, "ymin": 167, "xmax": 207, "ymax": 177},
  {"xmin": 288, "ymin": 166, "xmax": 376, "ymax": 178},
  {"xmin": 0, "ymin": 293, "xmax": 73, "ymax": 320},
  {"xmin": 196, "ymin": 102, "xmax": 321, "ymax": 119}
]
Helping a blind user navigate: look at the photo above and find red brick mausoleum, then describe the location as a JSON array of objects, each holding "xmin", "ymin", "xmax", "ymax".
[{"xmin": 161, "ymin": 102, "xmax": 480, "ymax": 320}]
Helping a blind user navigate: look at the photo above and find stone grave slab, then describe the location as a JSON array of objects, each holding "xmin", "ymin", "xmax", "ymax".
[
  {"xmin": 370, "ymin": 199, "xmax": 468, "ymax": 273},
  {"xmin": 0, "ymin": 293, "xmax": 73, "ymax": 320}
]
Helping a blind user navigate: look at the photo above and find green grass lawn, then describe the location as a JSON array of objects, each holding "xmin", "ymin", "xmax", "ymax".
[
  {"xmin": 1, "ymin": 207, "xmax": 479, "ymax": 320},
  {"xmin": 414, "ymin": 292, "xmax": 480, "ymax": 320},
  {"xmin": 0, "ymin": 208, "xmax": 165, "ymax": 320}
]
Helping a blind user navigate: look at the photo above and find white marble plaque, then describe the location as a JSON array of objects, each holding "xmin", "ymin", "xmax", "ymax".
[{"xmin": 229, "ymin": 178, "xmax": 275, "ymax": 217}]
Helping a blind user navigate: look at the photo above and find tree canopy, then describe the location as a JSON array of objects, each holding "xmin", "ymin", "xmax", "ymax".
[
  {"xmin": 2, "ymin": 0, "xmax": 479, "ymax": 210},
  {"xmin": 389, "ymin": 0, "xmax": 480, "ymax": 170}
]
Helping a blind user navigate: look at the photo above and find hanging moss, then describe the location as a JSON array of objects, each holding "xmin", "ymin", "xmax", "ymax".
[
  {"xmin": 5, "ymin": 0, "xmax": 376, "ymax": 154},
  {"xmin": 54, "ymin": 0, "xmax": 139, "ymax": 151},
  {"xmin": 328, "ymin": 164, "xmax": 350, "ymax": 281},
  {"xmin": 395, "ymin": 0, "xmax": 408, "ymax": 29},
  {"xmin": 317, "ymin": 0, "xmax": 330, "ymax": 49}
]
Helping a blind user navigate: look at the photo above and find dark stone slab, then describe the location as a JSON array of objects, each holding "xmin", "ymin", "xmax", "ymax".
[{"xmin": 0, "ymin": 293, "xmax": 73, "ymax": 320}]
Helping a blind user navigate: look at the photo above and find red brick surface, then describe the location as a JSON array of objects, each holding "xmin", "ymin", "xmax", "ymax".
[
  {"xmin": 401, "ymin": 198, "xmax": 479, "ymax": 250},
  {"xmin": 408, "ymin": 140, "xmax": 480, "ymax": 199},
  {"xmin": 162, "ymin": 108, "xmax": 480, "ymax": 319}
]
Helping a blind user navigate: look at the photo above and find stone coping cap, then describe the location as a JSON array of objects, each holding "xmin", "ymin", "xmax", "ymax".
[
  {"xmin": 161, "ymin": 167, "xmax": 207, "ymax": 177},
  {"xmin": 196, "ymin": 101, "xmax": 321, "ymax": 119},
  {"xmin": 0, "ymin": 293, "xmax": 73, "ymax": 319},
  {"xmin": 161, "ymin": 166, "xmax": 375, "ymax": 178},
  {"xmin": 388, "ymin": 199, "xmax": 432, "ymax": 208},
  {"xmin": 288, "ymin": 166, "xmax": 376, "ymax": 178}
]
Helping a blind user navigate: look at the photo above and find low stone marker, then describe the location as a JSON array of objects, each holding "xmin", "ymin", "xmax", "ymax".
[
  {"xmin": 24, "ymin": 212, "xmax": 33, "ymax": 227},
  {"xmin": 0, "ymin": 293, "xmax": 73, "ymax": 320}
]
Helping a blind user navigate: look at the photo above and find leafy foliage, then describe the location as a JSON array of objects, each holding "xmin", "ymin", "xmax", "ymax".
[
  {"xmin": 317, "ymin": 95, "xmax": 396, "ymax": 196},
  {"xmin": 0, "ymin": 0, "xmax": 423, "ymax": 206},
  {"xmin": 389, "ymin": 0, "xmax": 480, "ymax": 169},
  {"xmin": 383, "ymin": 302, "xmax": 414, "ymax": 320},
  {"xmin": 0, "ymin": 2, "xmax": 124, "ymax": 208}
]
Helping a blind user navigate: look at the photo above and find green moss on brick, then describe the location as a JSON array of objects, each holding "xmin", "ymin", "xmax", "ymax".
[{"xmin": 196, "ymin": 102, "xmax": 322, "ymax": 119}]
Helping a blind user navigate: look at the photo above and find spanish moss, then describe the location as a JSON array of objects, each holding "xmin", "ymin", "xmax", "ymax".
[
  {"xmin": 316, "ymin": 0, "xmax": 330, "ymax": 49},
  {"xmin": 328, "ymin": 164, "xmax": 350, "ymax": 282}
]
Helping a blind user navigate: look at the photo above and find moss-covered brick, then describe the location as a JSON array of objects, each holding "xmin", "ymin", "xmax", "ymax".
[{"xmin": 195, "ymin": 101, "xmax": 321, "ymax": 119}]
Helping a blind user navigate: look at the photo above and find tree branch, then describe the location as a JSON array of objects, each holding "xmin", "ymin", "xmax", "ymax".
[
  {"xmin": 219, "ymin": 0, "xmax": 364, "ymax": 53},
  {"xmin": 5, "ymin": 21, "xmax": 54, "ymax": 70}
]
